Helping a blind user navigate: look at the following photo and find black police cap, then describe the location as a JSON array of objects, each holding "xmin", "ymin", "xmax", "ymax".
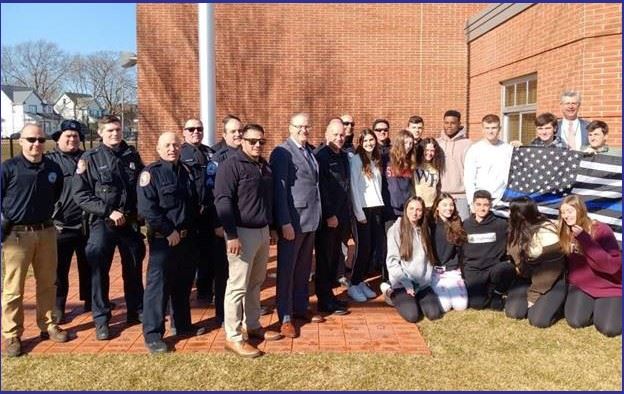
[{"xmin": 52, "ymin": 119, "xmax": 85, "ymax": 142}]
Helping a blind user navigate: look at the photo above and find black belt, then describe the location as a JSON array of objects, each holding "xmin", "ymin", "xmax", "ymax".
[
  {"xmin": 154, "ymin": 229, "xmax": 189, "ymax": 239},
  {"xmin": 12, "ymin": 221, "xmax": 54, "ymax": 232}
]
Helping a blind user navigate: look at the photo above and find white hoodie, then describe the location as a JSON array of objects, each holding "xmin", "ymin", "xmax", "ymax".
[
  {"xmin": 385, "ymin": 218, "xmax": 433, "ymax": 292},
  {"xmin": 463, "ymin": 139, "xmax": 513, "ymax": 205},
  {"xmin": 349, "ymin": 153, "xmax": 384, "ymax": 222}
]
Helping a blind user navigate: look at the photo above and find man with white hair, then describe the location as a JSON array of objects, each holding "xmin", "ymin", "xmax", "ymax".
[{"xmin": 558, "ymin": 90, "xmax": 590, "ymax": 151}]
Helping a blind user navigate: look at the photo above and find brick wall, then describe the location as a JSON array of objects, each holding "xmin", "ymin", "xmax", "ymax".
[
  {"xmin": 468, "ymin": 3, "xmax": 622, "ymax": 145},
  {"xmin": 137, "ymin": 3, "xmax": 484, "ymax": 161}
]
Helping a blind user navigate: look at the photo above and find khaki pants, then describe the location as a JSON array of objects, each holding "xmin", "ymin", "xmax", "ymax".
[
  {"xmin": 223, "ymin": 226, "xmax": 269, "ymax": 341},
  {"xmin": 1, "ymin": 227, "xmax": 57, "ymax": 338}
]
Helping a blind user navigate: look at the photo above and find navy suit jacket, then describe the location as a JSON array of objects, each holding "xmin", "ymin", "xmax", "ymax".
[
  {"xmin": 557, "ymin": 117, "xmax": 590, "ymax": 149},
  {"xmin": 270, "ymin": 137, "xmax": 322, "ymax": 233}
]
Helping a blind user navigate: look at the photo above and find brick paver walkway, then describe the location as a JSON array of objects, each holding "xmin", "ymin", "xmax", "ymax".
[{"xmin": 2, "ymin": 246, "xmax": 430, "ymax": 355}]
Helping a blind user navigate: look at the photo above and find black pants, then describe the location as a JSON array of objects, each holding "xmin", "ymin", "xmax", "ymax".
[
  {"xmin": 55, "ymin": 229, "xmax": 91, "ymax": 311},
  {"xmin": 565, "ymin": 285, "xmax": 622, "ymax": 337},
  {"xmin": 464, "ymin": 261, "xmax": 516, "ymax": 309},
  {"xmin": 352, "ymin": 206, "xmax": 385, "ymax": 285},
  {"xmin": 195, "ymin": 226, "xmax": 228, "ymax": 321},
  {"xmin": 505, "ymin": 276, "xmax": 567, "ymax": 328},
  {"xmin": 391, "ymin": 286, "xmax": 444, "ymax": 323},
  {"xmin": 85, "ymin": 219, "xmax": 146, "ymax": 326},
  {"xmin": 314, "ymin": 213, "xmax": 350, "ymax": 305},
  {"xmin": 143, "ymin": 236, "xmax": 196, "ymax": 342}
]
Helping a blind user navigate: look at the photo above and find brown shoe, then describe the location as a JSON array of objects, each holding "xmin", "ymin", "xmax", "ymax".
[
  {"xmin": 4, "ymin": 337, "xmax": 22, "ymax": 357},
  {"xmin": 41, "ymin": 325, "xmax": 69, "ymax": 343},
  {"xmin": 280, "ymin": 322, "xmax": 298, "ymax": 338},
  {"xmin": 224, "ymin": 340, "xmax": 261, "ymax": 358},
  {"xmin": 244, "ymin": 327, "xmax": 283, "ymax": 341},
  {"xmin": 294, "ymin": 310, "xmax": 325, "ymax": 323}
]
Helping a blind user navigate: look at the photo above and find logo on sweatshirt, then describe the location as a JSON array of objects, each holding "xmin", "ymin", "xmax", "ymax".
[{"xmin": 467, "ymin": 232, "xmax": 496, "ymax": 244}]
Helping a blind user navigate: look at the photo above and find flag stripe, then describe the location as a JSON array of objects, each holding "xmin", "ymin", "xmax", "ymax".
[
  {"xmin": 579, "ymin": 160, "xmax": 622, "ymax": 173},
  {"xmin": 575, "ymin": 174, "xmax": 622, "ymax": 187},
  {"xmin": 571, "ymin": 188, "xmax": 622, "ymax": 199}
]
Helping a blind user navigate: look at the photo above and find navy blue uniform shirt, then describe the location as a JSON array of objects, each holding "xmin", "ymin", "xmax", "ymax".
[{"xmin": 46, "ymin": 148, "xmax": 84, "ymax": 229}]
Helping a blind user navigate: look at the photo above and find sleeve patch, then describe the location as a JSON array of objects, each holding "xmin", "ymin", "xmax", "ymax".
[
  {"xmin": 76, "ymin": 159, "xmax": 87, "ymax": 174},
  {"xmin": 139, "ymin": 171, "xmax": 151, "ymax": 187}
]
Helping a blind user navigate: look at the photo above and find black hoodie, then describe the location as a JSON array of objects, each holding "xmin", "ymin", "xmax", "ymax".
[
  {"xmin": 430, "ymin": 218, "xmax": 462, "ymax": 271},
  {"xmin": 463, "ymin": 212, "xmax": 508, "ymax": 270}
]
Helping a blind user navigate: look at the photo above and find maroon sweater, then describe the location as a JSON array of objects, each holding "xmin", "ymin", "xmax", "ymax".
[{"xmin": 567, "ymin": 222, "xmax": 622, "ymax": 298}]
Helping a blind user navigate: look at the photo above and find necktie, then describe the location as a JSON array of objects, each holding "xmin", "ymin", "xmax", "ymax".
[
  {"xmin": 301, "ymin": 147, "xmax": 315, "ymax": 172},
  {"xmin": 566, "ymin": 121, "xmax": 576, "ymax": 150}
]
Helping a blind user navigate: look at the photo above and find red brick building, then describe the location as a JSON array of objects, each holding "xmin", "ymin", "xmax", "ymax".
[{"xmin": 136, "ymin": 3, "xmax": 621, "ymax": 162}]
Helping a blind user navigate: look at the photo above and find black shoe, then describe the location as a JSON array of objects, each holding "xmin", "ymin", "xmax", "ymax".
[
  {"xmin": 318, "ymin": 300, "xmax": 349, "ymax": 315},
  {"xmin": 126, "ymin": 312, "xmax": 143, "ymax": 325},
  {"xmin": 95, "ymin": 324, "xmax": 110, "ymax": 341},
  {"xmin": 145, "ymin": 339, "xmax": 169, "ymax": 354},
  {"xmin": 489, "ymin": 294, "xmax": 505, "ymax": 311},
  {"xmin": 170, "ymin": 324, "xmax": 207, "ymax": 337}
]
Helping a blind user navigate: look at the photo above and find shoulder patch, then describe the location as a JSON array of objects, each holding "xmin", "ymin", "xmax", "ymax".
[
  {"xmin": 76, "ymin": 159, "xmax": 87, "ymax": 174},
  {"xmin": 139, "ymin": 171, "xmax": 151, "ymax": 187}
]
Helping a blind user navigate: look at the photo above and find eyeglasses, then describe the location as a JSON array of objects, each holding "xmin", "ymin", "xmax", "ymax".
[
  {"xmin": 184, "ymin": 127, "xmax": 204, "ymax": 133},
  {"xmin": 227, "ymin": 129, "xmax": 242, "ymax": 134},
  {"xmin": 23, "ymin": 137, "xmax": 47, "ymax": 144},
  {"xmin": 342, "ymin": 122, "xmax": 354, "ymax": 126},
  {"xmin": 243, "ymin": 137, "xmax": 267, "ymax": 146},
  {"xmin": 374, "ymin": 128, "xmax": 389, "ymax": 133},
  {"xmin": 290, "ymin": 124, "xmax": 311, "ymax": 130}
]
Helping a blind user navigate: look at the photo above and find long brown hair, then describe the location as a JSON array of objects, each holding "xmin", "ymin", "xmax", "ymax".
[
  {"xmin": 399, "ymin": 196, "xmax": 434, "ymax": 262},
  {"xmin": 355, "ymin": 128, "xmax": 381, "ymax": 178},
  {"xmin": 389, "ymin": 129, "xmax": 415, "ymax": 174},
  {"xmin": 507, "ymin": 196, "xmax": 552, "ymax": 261},
  {"xmin": 430, "ymin": 193, "xmax": 467, "ymax": 245},
  {"xmin": 558, "ymin": 195, "xmax": 594, "ymax": 255},
  {"xmin": 414, "ymin": 137, "xmax": 445, "ymax": 174}
]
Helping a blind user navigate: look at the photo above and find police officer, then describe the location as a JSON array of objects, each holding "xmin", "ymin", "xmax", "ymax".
[
  {"xmin": 212, "ymin": 114, "xmax": 243, "ymax": 163},
  {"xmin": 46, "ymin": 120, "xmax": 92, "ymax": 323},
  {"xmin": 138, "ymin": 132, "xmax": 206, "ymax": 353},
  {"xmin": 73, "ymin": 115, "xmax": 146, "ymax": 340},
  {"xmin": 180, "ymin": 118, "xmax": 228, "ymax": 325},
  {"xmin": 1, "ymin": 124, "xmax": 69, "ymax": 357},
  {"xmin": 313, "ymin": 118, "xmax": 350, "ymax": 316}
]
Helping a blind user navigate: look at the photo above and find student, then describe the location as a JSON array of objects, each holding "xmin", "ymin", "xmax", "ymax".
[
  {"xmin": 429, "ymin": 193, "xmax": 468, "ymax": 312},
  {"xmin": 582, "ymin": 120, "xmax": 622, "ymax": 157},
  {"xmin": 505, "ymin": 197, "xmax": 566, "ymax": 328},
  {"xmin": 384, "ymin": 196, "xmax": 443, "ymax": 322},
  {"xmin": 349, "ymin": 129, "xmax": 385, "ymax": 303},
  {"xmin": 527, "ymin": 113, "xmax": 568, "ymax": 149},
  {"xmin": 462, "ymin": 190, "xmax": 516, "ymax": 310},
  {"xmin": 413, "ymin": 137, "xmax": 444, "ymax": 208},
  {"xmin": 386, "ymin": 129, "xmax": 415, "ymax": 219},
  {"xmin": 559, "ymin": 195, "xmax": 621, "ymax": 337}
]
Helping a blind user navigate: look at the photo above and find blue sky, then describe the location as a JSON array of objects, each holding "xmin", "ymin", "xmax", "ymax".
[{"xmin": 1, "ymin": 3, "xmax": 136, "ymax": 54}]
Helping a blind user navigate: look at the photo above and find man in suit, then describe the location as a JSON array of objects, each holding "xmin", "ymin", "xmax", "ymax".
[
  {"xmin": 270, "ymin": 112, "xmax": 322, "ymax": 338},
  {"xmin": 558, "ymin": 90, "xmax": 590, "ymax": 151}
]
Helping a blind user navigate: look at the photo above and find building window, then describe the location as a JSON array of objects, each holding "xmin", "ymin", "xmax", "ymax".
[{"xmin": 501, "ymin": 74, "xmax": 537, "ymax": 144}]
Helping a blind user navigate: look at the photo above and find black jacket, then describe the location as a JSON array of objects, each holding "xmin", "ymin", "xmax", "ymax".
[
  {"xmin": 180, "ymin": 142, "xmax": 219, "ymax": 228},
  {"xmin": 214, "ymin": 149, "xmax": 273, "ymax": 238},
  {"xmin": 430, "ymin": 218, "xmax": 462, "ymax": 271},
  {"xmin": 72, "ymin": 141, "xmax": 144, "ymax": 218},
  {"xmin": 463, "ymin": 213, "xmax": 508, "ymax": 270},
  {"xmin": 46, "ymin": 148, "xmax": 84, "ymax": 229},
  {"xmin": 314, "ymin": 144, "xmax": 351, "ymax": 222}
]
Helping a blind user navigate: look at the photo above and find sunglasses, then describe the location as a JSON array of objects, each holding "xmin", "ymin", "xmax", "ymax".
[
  {"xmin": 374, "ymin": 128, "xmax": 389, "ymax": 133},
  {"xmin": 184, "ymin": 127, "xmax": 204, "ymax": 133},
  {"xmin": 23, "ymin": 137, "xmax": 47, "ymax": 144},
  {"xmin": 243, "ymin": 138, "xmax": 267, "ymax": 146},
  {"xmin": 342, "ymin": 122, "xmax": 354, "ymax": 126}
]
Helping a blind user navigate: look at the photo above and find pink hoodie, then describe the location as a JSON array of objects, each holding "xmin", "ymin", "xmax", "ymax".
[{"xmin": 436, "ymin": 128, "xmax": 472, "ymax": 198}]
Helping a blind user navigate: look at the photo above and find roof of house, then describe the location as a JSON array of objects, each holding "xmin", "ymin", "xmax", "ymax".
[
  {"xmin": 1, "ymin": 84, "xmax": 40, "ymax": 104},
  {"xmin": 58, "ymin": 92, "xmax": 102, "ymax": 109}
]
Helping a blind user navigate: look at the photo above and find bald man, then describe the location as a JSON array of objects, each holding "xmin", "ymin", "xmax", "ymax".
[
  {"xmin": 2, "ymin": 124, "xmax": 68, "ymax": 357},
  {"xmin": 138, "ymin": 132, "xmax": 207, "ymax": 353},
  {"xmin": 313, "ymin": 118, "xmax": 351, "ymax": 316}
]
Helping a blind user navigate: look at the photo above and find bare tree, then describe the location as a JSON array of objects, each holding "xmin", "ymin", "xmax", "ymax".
[
  {"xmin": 1, "ymin": 40, "xmax": 72, "ymax": 102},
  {"xmin": 68, "ymin": 51, "xmax": 136, "ymax": 115}
]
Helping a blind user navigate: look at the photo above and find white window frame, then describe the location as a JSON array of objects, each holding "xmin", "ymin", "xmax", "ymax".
[{"xmin": 501, "ymin": 74, "xmax": 537, "ymax": 143}]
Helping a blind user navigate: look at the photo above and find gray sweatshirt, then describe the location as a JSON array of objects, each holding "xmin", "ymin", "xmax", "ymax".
[{"xmin": 386, "ymin": 218, "xmax": 433, "ymax": 292}]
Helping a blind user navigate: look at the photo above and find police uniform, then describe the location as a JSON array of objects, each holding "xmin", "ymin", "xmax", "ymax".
[
  {"xmin": 180, "ymin": 142, "xmax": 228, "ymax": 323},
  {"xmin": 1, "ymin": 154, "xmax": 63, "ymax": 340},
  {"xmin": 72, "ymin": 141, "xmax": 146, "ymax": 332},
  {"xmin": 46, "ymin": 146, "xmax": 92, "ymax": 320},
  {"xmin": 137, "ymin": 159, "xmax": 203, "ymax": 347}
]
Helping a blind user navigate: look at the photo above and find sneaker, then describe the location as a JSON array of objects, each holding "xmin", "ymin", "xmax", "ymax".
[
  {"xmin": 145, "ymin": 339, "xmax": 169, "ymax": 354},
  {"xmin": 4, "ymin": 337, "xmax": 21, "ymax": 357},
  {"xmin": 379, "ymin": 282, "xmax": 394, "ymax": 306},
  {"xmin": 358, "ymin": 282, "xmax": 377, "ymax": 299},
  {"xmin": 347, "ymin": 284, "xmax": 367, "ymax": 302},
  {"xmin": 95, "ymin": 324, "xmax": 110, "ymax": 341},
  {"xmin": 337, "ymin": 276, "xmax": 351, "ymax": 288}
]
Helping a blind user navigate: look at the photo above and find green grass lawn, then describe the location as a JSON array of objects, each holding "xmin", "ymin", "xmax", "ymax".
[{"xmin": 2, "ymin": 309, "xmax": 621, "ymax": 390}]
